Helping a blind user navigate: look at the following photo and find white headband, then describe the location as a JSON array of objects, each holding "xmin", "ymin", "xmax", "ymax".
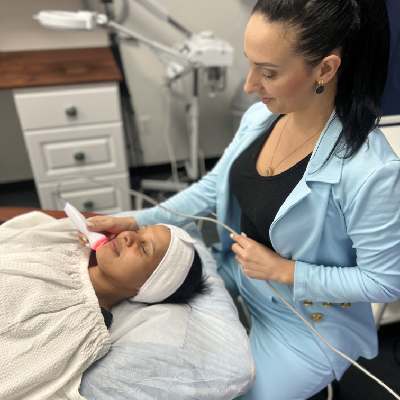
[{"xmin": 130, "ymin": 224, "xmax": 196, "ymax": 304}]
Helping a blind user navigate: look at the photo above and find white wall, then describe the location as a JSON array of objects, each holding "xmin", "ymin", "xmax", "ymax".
[
  {"xmin": 0, "ymin": 0, "xmax": 257, "ymax": 182},
  {"xmin": 0, "ymin": 0, "xmax": 108, "ymax": 51},
  {"xmin": 0, "ymin": 89, "xmax": 33, "ymax": 182}
]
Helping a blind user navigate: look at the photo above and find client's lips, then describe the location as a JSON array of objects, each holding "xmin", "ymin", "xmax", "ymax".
[
  {"xmin": 110, "ymin": 239, "xmax": 120, "ymax": 256},
  {"xmin": 261, "ymin": 97, "xmax": 274, "ymax": 104}
]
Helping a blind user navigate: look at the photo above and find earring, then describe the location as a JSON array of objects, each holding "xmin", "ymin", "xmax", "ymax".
[{"xmin": 316, "ymin": 80, "xmax": 324, "ymax": 94}]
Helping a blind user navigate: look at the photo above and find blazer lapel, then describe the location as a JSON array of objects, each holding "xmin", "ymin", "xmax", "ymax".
[{"xmin": 270, "ymin": 110, "xmax": 344, "ymax": 246}]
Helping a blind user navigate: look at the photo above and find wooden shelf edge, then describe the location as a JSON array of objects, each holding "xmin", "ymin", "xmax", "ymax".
[{"xmin": 0, "ymin": 207, "xmax": 98, "ymax": 224}]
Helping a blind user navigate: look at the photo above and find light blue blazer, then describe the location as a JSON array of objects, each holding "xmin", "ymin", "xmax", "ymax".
[{"xmin": 125, "ymin": 102, "xmax": 400, "ymax": 378}]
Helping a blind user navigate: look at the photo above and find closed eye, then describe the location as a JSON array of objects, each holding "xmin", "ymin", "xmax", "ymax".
[
  {"xmin": 262, "ymin": 73, "xmax": 275, "ymax": 80},
  {"xmin": 135, "ymin": 226, "xmax": 155, "ymax": 255},
  {"xmin": 135, "ymin": 229, "xmax": 147, "ymax": 255}
]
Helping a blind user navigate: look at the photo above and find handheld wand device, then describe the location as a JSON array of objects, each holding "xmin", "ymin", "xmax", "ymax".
[{"xmin": 63, "ymin": 202, "xmax": 107, "ymax": 250}]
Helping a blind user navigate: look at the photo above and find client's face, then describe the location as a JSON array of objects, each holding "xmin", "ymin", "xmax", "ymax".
[{"xmin": 95, "ymin": 225, "xmax": 171, "ymax": 297}]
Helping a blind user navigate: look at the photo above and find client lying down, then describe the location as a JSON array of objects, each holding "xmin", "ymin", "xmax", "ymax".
[
  {"xmin": 0, "ymin": 212, "xmax": 208, "ymax": 400},
  {"xmin": 85, "ymin": 224, "xmax": 209, "ymax": 328}
]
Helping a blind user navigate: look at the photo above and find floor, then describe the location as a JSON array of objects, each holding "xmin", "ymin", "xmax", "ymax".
[{"xmin": 1, "ymin": 163, "xmax": 400, "ymax": 400}]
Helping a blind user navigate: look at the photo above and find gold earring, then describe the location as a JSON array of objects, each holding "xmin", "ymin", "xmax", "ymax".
[{"xmin": 316, "ymin": 80, "xmax": 324, "ymax": 94}]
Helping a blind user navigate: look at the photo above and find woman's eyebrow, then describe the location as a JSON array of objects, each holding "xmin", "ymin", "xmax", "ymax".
[
  {"xmin": 142, "ymin": 225, "xmax": 156, "ymax": 254},
  {"xmin": 244, "ymin": 53, "xmax": 279, "ymax": 67}
]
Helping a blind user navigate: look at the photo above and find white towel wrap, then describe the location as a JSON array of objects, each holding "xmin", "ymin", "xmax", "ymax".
[{"xmin": 131, "ymin": 224, "xmax": 196, "ymax": 303}]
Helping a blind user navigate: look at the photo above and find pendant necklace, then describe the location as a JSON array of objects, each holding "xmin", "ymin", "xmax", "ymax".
[{"xmin": 265, "ymin": 116, "xmax": 321, "ymax": 177}]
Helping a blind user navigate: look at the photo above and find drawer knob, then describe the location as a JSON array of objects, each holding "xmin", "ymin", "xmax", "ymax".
[
  {"xmin": 74, "ymin": 152, "xmax": 85, "ymax": 161},
  {"xmin": 84, "ymin": 200, "xmax": 94, "ymax": 209},
  {"xmin": 65, "ymin": 105, "xmax": 78, "ymax": 117}
]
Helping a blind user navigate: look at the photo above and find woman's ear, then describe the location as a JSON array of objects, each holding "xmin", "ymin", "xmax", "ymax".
[{"xmin": 317, "ymin": 53, "xmax": 341, "ymax": 84}]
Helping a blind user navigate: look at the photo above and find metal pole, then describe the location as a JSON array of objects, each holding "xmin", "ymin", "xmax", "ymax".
[
  {"xmin": 185, "ymin": 69, "xmax": 200, "ymax": 180},
  {"xmin": 102, "ymin": 1, "xmax": 143, "ymax": 166}
]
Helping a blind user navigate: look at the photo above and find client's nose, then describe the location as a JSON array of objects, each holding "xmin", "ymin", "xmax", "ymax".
[{"xmin": 118, "ymin": 231, "xmax": 138, "ymax": 247}]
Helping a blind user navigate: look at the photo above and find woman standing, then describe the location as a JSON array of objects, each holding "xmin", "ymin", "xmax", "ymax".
[{"xmin": 84, "ymin": 0, "xmax": 400, "ymax": 398}]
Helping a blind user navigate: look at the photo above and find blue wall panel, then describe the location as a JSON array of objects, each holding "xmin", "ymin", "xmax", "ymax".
[{"xmin": 382, "ymin": 0, "xmax": 400, "ymax": 116}]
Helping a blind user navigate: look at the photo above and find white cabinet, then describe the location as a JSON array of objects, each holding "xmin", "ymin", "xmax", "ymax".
[
  {"xmin": 380, "ymin": 116, "xmax": 400, "ymax": 160},
  {"xmin": 14, "ymin": 82, "xmax": 131, "ymax": 213},
  {"xmin": 380, "ymin": 125, "xmax": 400, "ymax": 156}
]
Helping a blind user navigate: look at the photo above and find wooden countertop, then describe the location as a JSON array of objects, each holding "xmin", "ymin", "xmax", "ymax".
[
  {"xmin": 0, "ymin": 47, "xmax": 123, "ymax": 89},
  {"xmin": 0, "ymin": 207, "xmax": 98, "ymax": 224}
]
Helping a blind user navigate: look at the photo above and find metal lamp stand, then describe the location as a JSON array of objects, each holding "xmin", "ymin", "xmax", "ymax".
[
  {"xmin": 140, "ymin": 68, "xmax": 201, "ymax": 192},
  {"xmin": 102, "ymin": 0, "xmax": 143, "ymax": 166},
  {"xmin": 102, "ymin": 0, "xmax": 200, "ymax": 194}
]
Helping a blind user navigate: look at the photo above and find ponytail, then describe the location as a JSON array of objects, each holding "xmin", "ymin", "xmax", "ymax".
[
  {"xmin": 334, "ymin": 0, "xmax": 390, "ymax": 159},
  {"xmin": 252, "ymin": 0, "xmax": 391, "ymax": 161}
]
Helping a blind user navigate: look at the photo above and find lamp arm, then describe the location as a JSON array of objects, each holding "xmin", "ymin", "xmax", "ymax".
[
  {"xmin": 131, "ymin": 0, "xmax": 192, "ymax": 37},
  {"xmin": 33, "ymin": 10, "xmax": 196, "ymax": 67},
  {"xmin": 106, "ymin": 19, "xmax": 194, "ymax": 66},
  {"xmin": 132, "ymin": 0, "xmax": 169, "ymax": 22}
]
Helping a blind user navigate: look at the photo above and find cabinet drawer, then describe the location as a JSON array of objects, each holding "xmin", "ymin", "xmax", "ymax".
[
  {"xmin": 14, "ymin": 82, "xmax": 121, "ymax": 131},
  {"xmin": 64, "ymin": 187, "xmax": 118, "ymax": 212},
  {"xmin": 38, "ymin": 172, "xmax": 132, "ymax": 213},
  {"xmin": 24, "ymin": 122, "xmax": 127, "ymax": 182},
  {"xmin": 44, "ymin": 138, "xmax": 112, "ymax": 170}
]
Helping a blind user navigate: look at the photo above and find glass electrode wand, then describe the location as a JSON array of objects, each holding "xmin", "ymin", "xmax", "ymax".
[{"xmin": 63, "ymin": 202, "xmax": 108, "ymax": 250}]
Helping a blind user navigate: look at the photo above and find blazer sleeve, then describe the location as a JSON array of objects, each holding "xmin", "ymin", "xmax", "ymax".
[
  {"xmin": 294, "ymin": 160, "xmax": 400, "ymax": 303},
  {"xmin": 113, "ymin": 112, "xmax": 250, "ymax": 228}
]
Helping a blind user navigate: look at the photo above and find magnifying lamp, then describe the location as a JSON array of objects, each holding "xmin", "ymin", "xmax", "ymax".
[
  {"xmin": 34, "ymin": 5, "xmax": 234, "ymax": 186},
  {"xmin": 34, "ymin": 11, "xmax": 193, "ymax": 67}
]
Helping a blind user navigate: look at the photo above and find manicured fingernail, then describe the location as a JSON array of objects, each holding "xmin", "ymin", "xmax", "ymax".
[
  {"xmin": 87, "ymin": 222, "xmax": 95, "ymax": 227},
  {"xmin": 85, "ymin": 244, "xmax": 90, "ymax": 248},
  {"xmin": 241, "ymin": 232, "xmax": 247, "ymax": 237},
  {"xmin": 82, "ymin": 237, "xmax": 87, "ymax": 242},
  {"xmin": 230, "ymin": 233, "xmax": 233, "ymax": 239}
]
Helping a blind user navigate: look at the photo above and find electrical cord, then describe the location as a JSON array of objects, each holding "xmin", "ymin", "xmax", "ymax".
[
  {"xmin": 56, "ymin": 175, "xmax": 236, "ymax": 234},
  {"xmin": 56, "ymin": 174, "xmax": 400, "ymax": 399}
]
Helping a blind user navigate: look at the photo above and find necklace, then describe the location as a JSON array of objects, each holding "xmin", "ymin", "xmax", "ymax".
[{"xmin": 265, "ymin": 116, "xmax": 321, "ymax": 176}]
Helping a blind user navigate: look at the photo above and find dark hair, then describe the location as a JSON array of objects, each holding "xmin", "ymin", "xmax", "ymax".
[
  {"xmin": 156, "ymin": 249, "xmax": 211, "ymax": 306},
  {"xmin": 252, "ymin": 0, "xmax": 391, "ymax": 163}
]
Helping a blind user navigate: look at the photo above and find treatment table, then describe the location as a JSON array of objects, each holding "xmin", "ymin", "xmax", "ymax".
[{"xmin": 0, "ymin": 207, "xmax": 256, "ymax": 400}]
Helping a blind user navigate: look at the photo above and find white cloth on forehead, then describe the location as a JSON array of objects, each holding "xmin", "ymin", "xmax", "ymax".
[{"xmin": 131, "ymin": 224, "xmax": 196, "ymax": 304}]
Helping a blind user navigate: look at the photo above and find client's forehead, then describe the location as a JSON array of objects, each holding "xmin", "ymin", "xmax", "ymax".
[{"xmin": 143, "ymin": 225, "xmax": 171, "ymax": 257}]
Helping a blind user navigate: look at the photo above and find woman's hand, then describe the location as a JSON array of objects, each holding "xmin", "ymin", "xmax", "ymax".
[
  {"xmin": 231, "ymin": 233, "xmax": 295, "ymax": 285},
  {"xmin": 77, "ymin": 216, "xmax": 139, "ymax": 247}
]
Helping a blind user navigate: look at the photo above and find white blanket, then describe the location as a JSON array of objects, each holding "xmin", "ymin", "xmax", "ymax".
[{"xmin": 0, "ymin": 212, "xmax": 110, "ymax": 400}]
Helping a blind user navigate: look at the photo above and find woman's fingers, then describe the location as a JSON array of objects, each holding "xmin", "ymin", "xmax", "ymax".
[
  {"xmin": 231, "ymin": 233, "xmax": 253, "ymax": 258},
  {"xmin": 77, "ymin": 231, "xmax": 90, "ymax": 247},
  {"xmin": 86, "ymin": 216, "xmax": 112, "ymax": 233},
  {"xmin": 230, "ymin": 232, "xmax": 249, "ymax": 248},
  {"xmin": 105, "ymin": 233, "xmax": 117, "ymax": 241},
  {"xmin": 86, "ymin": 216, "xmax": 136, "ymax": 234},
  {"xmin": 232, "ymin": 242, "xmax": 245, "ymax": 258}
]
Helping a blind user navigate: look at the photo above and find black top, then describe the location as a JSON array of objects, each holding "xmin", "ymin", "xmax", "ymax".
[
  {"xmin": 229, "ymin": 115, "xmax": 312, "ymax": 250},
  {"xmin": 101, "ymin": 307, "xmax": 113, "ymax": 329}
]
